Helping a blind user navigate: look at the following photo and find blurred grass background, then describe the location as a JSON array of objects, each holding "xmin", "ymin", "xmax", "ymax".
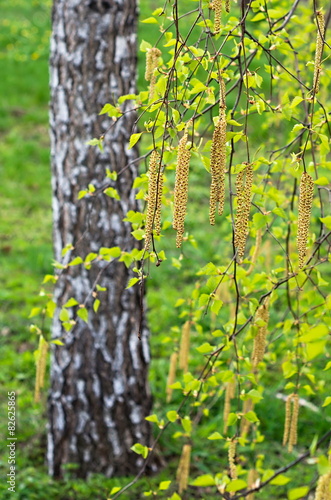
[{"xmin": 0, "ymin": 1, "xmax": 330, "ymax": 499}]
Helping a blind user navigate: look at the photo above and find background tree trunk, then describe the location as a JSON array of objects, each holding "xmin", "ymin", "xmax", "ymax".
[{"xmin": 48, "ymin": 0, "xmax": 153, "ymax": 479}]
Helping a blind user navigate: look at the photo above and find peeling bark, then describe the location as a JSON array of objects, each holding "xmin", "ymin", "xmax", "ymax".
[{"xmin": 48, "ymin": 0, "xmax": 153, "ymax": 479}]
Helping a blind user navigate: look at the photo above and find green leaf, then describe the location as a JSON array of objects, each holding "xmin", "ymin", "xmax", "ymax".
[
  {"xmin": 110, "ymin": 487, "xmax": 121, "ymax": 495},
  {"xmin": 244, "ymin": 411, "xmax": 259, "ymax": 423},
  {"xmin": 78, "ymin": 190, "xmax": 88, "ymax": 199},
  {"xmin": 104, "ymin": 187, "xmax": 120, "ymax": 200},
  {"xmin": 131, "ymin": 443, "xmax": 149, "ymax": 459},
  {"xmin": 314, "ymin": 177, "xmax": 329, "ymax": 186},
  {"xmin": 210, "ymin": 299, "xmax": 223, "ymax": 315},
  {"xmin": 191, "ymin": 474, "xmax": 215, "ymax": 487},
  {"xmin": 181, "ymin": 416, "xmax": 192, "ymax": 434},
  {"xmin": 99, "ymin": 246, "xmax": 121, "ymax": 258},
  {"xmin": 106, "ymin": 169, "xmax": 118, "ymax": 181},
  {"xmin": 93, "ymin": 299, "xmax": 100, "ymax": 313},
  {"xmin": 167, "ymin": 494, "xmax": 181, "ymax": 500},
  {"xmin": 251, "ymin": 12, "xmax": 265, "ymax": 21},
  {"xmin": 227, "ymin": 412, "xmax": 238, "ymax": 427},
  {"xmin": 59, "ymin": 308, "xmax": 70, "ymax": 322},
  {"xmin": 207, "ymin": 432, "xmax": 224, "ymax": 440},
  {"xmin": 288, "ymin": 486, "xmax": 309, "ymax": 500},
  {"xmin": 270, "ymin": 474, "xmax": 291, "ymax": 486},
  {"xmin": 61, "ymin": 243, "xmax": 74, "ymax": 256},
  {"xmin": 118, "ymin": 94, "xmax": 137, "ymax": 104},
  {"xmin": 166, "ymin": 410, "xmax": 178, "ymax": 422},
  {"xmin": 52, "ymin": 339, "xmax": 65, "ymax": 346},
  {"xmin": 99, "ymin": 103, "xmax": 122, "ymax": 117},
  {"xmin": 140, "ymin": 40, "xmax": 152, "ymax": 52},
  {"xmin": 320, "ymin": 216, "xmax": 331, "ymax": 230},
  {"xmin": 226, "ymin": 479, "xmax": 247, "ymax": 492},
  {"xmin": 126, "ymin": 277, "xmax": 139, "ymax": 289},
  {"xmin": 324, "ymin": 361, "xmax": 331, "ymax": 371},
  {"xmin": 253, "ymin": 212, "xmax": 267, "ymax": 229},
  {"xmin": 68, "ymin": 256, "xmax": 83, "ymax": 266},
  {"xmin": 196, "ymin": 342, "xmax": 214, "ymax": 354},
  {"xmin": 299, "ymin": 324, "xmax": 328, "ymax": 343},
  {"xmin": 64, "ymin": 298, "xmax": 79, "ymax": 308},
  {"xmin": 322, "ymin": 396, "xmax": 331, "ymax": 407},
  {"xmin": 29, "ymin": 307, "xmax": 41, "ymax": 318},
  {"xmin": 158, "ymin": 481, "xmax": 171, "ymax": 491},
  {"xmin": 141, "ymin": 17, "xmax": 158, "ymax": 24},
  {"xmin": 145, "ymin": 414, "xmax": 159, "ymax": 423},
  {"xmin": 77, "ymin": 307, "xmax": 88, "ymax": 323},
  {"xmin": 199, "ymin": 294, "xmax": 210, "ymax": 307},
  {"xmin": 290, "ymin": 96, "xmax": 303, "ymax": 108},
  {"xmin": 129, "ymin": 132, "xmax": 143, "ymax": 149}
]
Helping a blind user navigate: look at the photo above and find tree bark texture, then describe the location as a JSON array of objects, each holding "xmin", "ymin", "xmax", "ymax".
[{"xmin": 48, "ymin": 0, "xmax": 153, "ymax": 479}]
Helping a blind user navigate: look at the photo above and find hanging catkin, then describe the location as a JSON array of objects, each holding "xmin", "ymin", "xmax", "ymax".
[
  {"xmin": 283, "ymin": 393, "xmax": 299, "ymax": 452},
  {"xmin": 234, "ymin": 164, "xmax": 253, "ymax": 260},
  {"xmin": 173, "ymin": 127, "xmax": 191, "ymax": 248},
  {"xmin": 313, "ymin": 11, "xmax": 325, "ymax": 94},
  {"xmin": 145, "ymin": 47, "xmax": 161, "ymax": 81},
  {"xmin": 145, "ymin": 150, "xmax": 162, "ymax": 251},
  {"xmin": 315, "ymin": 470, "xmax": 331, "ymax": 500},
  {"xmin": 166, "ymin": 352, "xmax": 178, "ymax": 403},
  {"xmin": 297, "ymin": 172, "xmax": 314, "ymax": 269},
  {"xmin": 209, "ymin": 77, "xmax": 227, "ymax": 225},
  {"xmin": 251, "ymin": 302, "xmax": 269, "ymax": 367},
  {"xmin": 34, "ymin": 335, "xmax": 48, "ymax": 403},
  {"xmin": 240, "ymin": 398, "xmax": 255, "ymax": 437},
  {"xmin": 179, "ymin": 320, "xmax": 191, "ymax": 373},
  {"xmin": 228, "ymin": 439, "xmax": 238, "ymax": 480},
  {"xmin": 176, "ymin": 444, "xmax": 191, "ymax": 494},
  {"xmin": 246, "ymin": 229, "xmax": 262, "ymax": 276},
  {"xmin": 145, "ymin": 47, "xmax": 161, "ymax": 100},
  {"xmin": 223, "ymin": 380, "xmax": 235, "ymax": 433},
  {"xmin": 213, "ymin": 0, "xmax": 222, "ymax": 34},
  {"xmin": 247, "ymin": 469, "xmax": 258, "ymax": 500}
]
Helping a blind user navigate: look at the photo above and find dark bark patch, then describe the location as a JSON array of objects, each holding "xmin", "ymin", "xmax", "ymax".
[{"xmin": 88, "ymin": 0, "xmax": 111, "ymax": 13}]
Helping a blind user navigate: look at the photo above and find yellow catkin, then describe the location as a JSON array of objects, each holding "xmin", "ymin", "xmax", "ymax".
[
  {"xmin": 315, "ymin": 470, "xmax": 331, "ymax": 500},
  {"xmin": 282, "ymin": 394, "xmax": 292, "ymax": 447},
  {"xmin": 247, "ymin": 469, "xmax": 258, "ymax": 500},
  {"xmin": 283, "ymin": 394, "xmax": 300, "ymax": 451},
  {"xmin": 145, "ymin": 47, "xmax": 161, "ymax": 81},
  {"xmin": 288, "ymin": 393, "xmax": 299, "ymax": 452},
  {"xmin": 173, "ymin": 128, "xmax": 191, "ymax": 247},
  {"xmin": 179, "ymin": 321, "xmax": 191, "ymax": 373},
  {"xmin": 166, "ymin": 352, "xmax": 178, "ymax": 403},
  {"xmin": 251, "ymin": 302, "xmax": 269, "ymax": 368},
  {"xmin": 155, "ymin": 167, "xmax": 164, "ymax": 237},
  {"xmin": 297, "ymin": 172, "xmax": 314, "ymax": 269},
  {"xmin": 145, "ymin": 151, "xmax": 162, "ymax": 251},
  {"xmin": 209, "ymin": 79, "xmax": 227, "ymax": 224},
  {"xmin": 240, "ymin": 398, "xmax": 254, "ymax": 437},
  {"xmin": 246, "ymin": 229, "xmax": 262, "ymax": 276},
  {"xmin": 228, "ymin": 439, "xmax": 238, "ymax": 480},
  {"xmin": 34, "ymin": 336, "xmax": 48, "ymax": 403},
  {"xmin": 176, "ymin": 444, "xmax": 191, "ymax": 494},
  {"xmin": 214, "ymin": 0, "xmax": 222, "ymax": 34},
  {"xmin": 234, "ymin": 164, "xmax": 253, "ymax": 260},
  {"xmin": 225, "ymin": 0, "xmax": 230, "ymax": 13},
  {"xmin": 145, "ymin": 48, "xmax": 161, "ymax": 100},
  {"xmin": 313, "ymin": 11, "xmax": 325, "ymax": 94},
  {"xmin": 223, "ymin": 381, "xmax": 235, "ymax": 433}
]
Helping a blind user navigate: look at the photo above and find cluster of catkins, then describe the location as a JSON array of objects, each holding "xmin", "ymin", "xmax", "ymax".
[
  {"xmin": 210, "ymin": 0, "xmax": 231, "ymax": 34},
  {"xmin": 144, "ymin": 10, "xmax": 324, "ymax": 259}
]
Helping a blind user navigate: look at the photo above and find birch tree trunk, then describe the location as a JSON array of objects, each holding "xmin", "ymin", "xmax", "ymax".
[{"xmin": 48, "ymin": 0, "xmax": 153, "ymax": 479}]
